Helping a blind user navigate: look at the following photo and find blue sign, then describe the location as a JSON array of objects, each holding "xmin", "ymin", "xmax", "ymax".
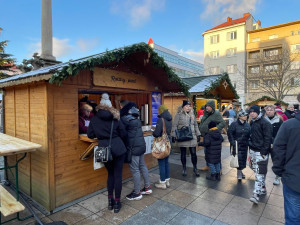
[{"xmin": 152, "ymin": 92, "xmax": 162, "ymax": 125}]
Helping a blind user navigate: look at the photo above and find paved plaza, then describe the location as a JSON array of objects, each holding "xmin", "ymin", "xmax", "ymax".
[{"xmin": 2, "ymin": 138, "xmax": 284, "ymax": 225}]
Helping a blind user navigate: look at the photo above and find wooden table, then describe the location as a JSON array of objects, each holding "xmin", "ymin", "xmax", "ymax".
[{"xmin": 0, "ymin": 133, "xmax": 41, "ymax": 224}]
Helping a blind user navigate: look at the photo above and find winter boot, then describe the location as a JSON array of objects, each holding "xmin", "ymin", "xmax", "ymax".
[
  {"xmin": 215, "ymin": 172, "xmax": 221, "ymax": 181},
  {"xmin": 250, "ymin": 194, "xmax": 259, "ymax": 204},
  {"xmin": 237, "ymin": 170, "xmax": 243, "ymax": 181},
  {"xmin": 193, "ymin": 167, "xmax": 200, "ymax": 177},
  {"xmin": 155, "ymin": 180, "xmax": 167, "ymax": 189},
  {"xmin": 165, "ymin": 178, "xmax": 170, "ymax": 188},
  {"xmin": 182, "ymin": 165, "xmax": 187, "ymax": 176},
  {"xmin": 114, "ymin": 201, "xmax": 122, "ymax": 213},
  {"xmin": 108, "ymin": 198, "xmax": 115, "ymax": 210},
  {"xmin": 206, "ymin": 173, "xmax": 216, "ymax": 181},
  {"xmin": 273, "ymin": 176, "xmax": 281, "ymax": 185}
]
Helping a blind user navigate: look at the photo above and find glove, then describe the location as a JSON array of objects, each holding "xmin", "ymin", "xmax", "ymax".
[
  {"xmin": 197, "ymin": 136, "xmax": 201, "ymax": 142},
  {"xmin": 231, "ymin": 144, "xmax": 236, "ymax": 157},
  {"xmin": 172, "ymin": 137, "xmax": 176, "ymax": 143}
]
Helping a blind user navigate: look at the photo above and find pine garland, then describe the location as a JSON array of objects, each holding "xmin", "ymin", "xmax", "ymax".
[
  {"xmin": 245, "ymin": 95, "xmax": 289, "ymax": 106},
  {"xmin": 49, "ymin": 43, "xmax": 190, "ymax": 96}
]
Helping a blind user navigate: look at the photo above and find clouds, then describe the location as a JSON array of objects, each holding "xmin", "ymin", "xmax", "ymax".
[
  {"xmin": 110, "ymin": 0, "xmax": 165, "ymax": 28},
  {"xmin": 200, "ymin": 0, "xmax": 260, "ymax": 24}
]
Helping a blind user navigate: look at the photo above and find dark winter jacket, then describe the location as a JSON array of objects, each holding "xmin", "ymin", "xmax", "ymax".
[
  {"xmin": 264, "ymin": 115, "xmax": 283, "ymax": 144},
  {"xmin": 249, "ymin": 113, "xmax": 273, "ymax": 156},
  {"xmin": 272, "ymin": 112, "xmax": 300, "ymax": 193},
  {"xmin": 199, "ymin": 100, "xmax": 226, "ymax": 136},
  {"xmin": 120, "ymin": 102, "xmax": 146, "ymax": 156},
  {"xmin": 199, "ymin": 128, "xmax": 224, "ymax": 164},
  {"xmin": 153, "ymin": 110, "xmax": 172, "ymax": 141},
  {"xmin": 87, "ymin": 105, "xmax": 127, "ymax": 157},
  {"xmin": 227, "ymin": 119, "xmax": 251, "ymax": 170},
  {"xmin": 284, "ymin": 109, "xmax": 295, "ymax": 119}
]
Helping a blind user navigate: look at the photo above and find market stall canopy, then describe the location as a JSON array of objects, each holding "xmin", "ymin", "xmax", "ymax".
[
  {"xmin": 245, "ymin": 95, "xmax": 289, "ymax": 107},
  {"xmin": 0, "ymin": 43, "xmax": 189, "ymax": 96},
  {"xmin": 182, "ymin": 73, "xmax": 239, "ymax": 100}
]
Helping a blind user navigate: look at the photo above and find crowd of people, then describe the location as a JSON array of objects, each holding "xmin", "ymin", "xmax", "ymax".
[{"xmin": 80, "ymin": 92, "xmax": 300, "ymax": 224}]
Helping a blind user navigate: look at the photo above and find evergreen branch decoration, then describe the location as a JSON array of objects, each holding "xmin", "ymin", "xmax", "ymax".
[
  {"xmin": 49, "ymin": 43, "xmax": 189, "ymax": 96},
  {"xmin": 244, "ymin": 95, "xmax": 289, "ymax": 106}
]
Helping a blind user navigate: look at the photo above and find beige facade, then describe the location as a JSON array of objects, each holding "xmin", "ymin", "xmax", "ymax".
[{"xmin": 246, "ymin": 20, "xmax": 300, "ymax": 104}]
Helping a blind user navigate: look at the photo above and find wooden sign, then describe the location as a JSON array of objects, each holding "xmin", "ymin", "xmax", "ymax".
[{"xmin": 93, "ymin": 68, "xmax": 148, "ymax": 90}]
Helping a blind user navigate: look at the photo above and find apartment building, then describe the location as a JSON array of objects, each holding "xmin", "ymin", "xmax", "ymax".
[
  {"xmin": 202, "ymin": 13, "xmax": 260, "ymax": 106},
  {"xmin": 246, "ymin": 20, "xmax": 300, "ymax": 104}
]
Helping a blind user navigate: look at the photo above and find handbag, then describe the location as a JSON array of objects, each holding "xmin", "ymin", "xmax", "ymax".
[
  {"xmin": 230, "ymin": 141, "xmax": 239, "ymax": 168},
  {"xmin": 94, "ymin": 120, "xmax": 114, "ymax": 163},
  {"xmin": 175, "ymin": 117, "xmax": 193, "ymax": 142},
  {"xmin": 152, "ymin": 118, "xmax": 171, "ymax": 159}
]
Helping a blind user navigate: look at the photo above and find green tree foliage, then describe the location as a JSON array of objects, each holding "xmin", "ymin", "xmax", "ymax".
[{"xmin": 0, "ymin": 27, "xmax": 15, "ymax": 78}]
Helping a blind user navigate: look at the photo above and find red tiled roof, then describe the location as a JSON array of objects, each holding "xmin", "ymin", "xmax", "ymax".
[{"xmin": 203, "ymin": 15, "xmax": 250, "ymax": 34}]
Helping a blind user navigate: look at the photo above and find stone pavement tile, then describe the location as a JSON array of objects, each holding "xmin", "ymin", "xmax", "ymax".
[
  {"xmin": 97, "ymin": 204, "xmax": 138, "ymax": 225},
  {"xmin": 166, "ymin": 178, "xmax": 186, "ymax": 189},
  {"xmin": 151, "ymin": 185, "xmax": 174, "ymax": 198},
  {"xmin": 189, "ymin": 176, "xmax": 219, "ymax": 188},
  {"xmin": 122, "ymin": 180, "xmax": 135, "ymax": 189},
  {"xmin": 26, "ymin": 217, "xmax": 54, "ymax": 225},
  {"xmin": 262, "ymin": 204, "xmax": 285, "ymax": 223},
  {"xmin": 48, "ymin": 204, "xmax": 94, "ymax": 225},
  {"xmin": 220, "ymin": 173, "xmax": 247, "ymax": 185},
  {"xmin": 6, "ymin": 216, "xmax": 53, "ymax": 225},
  {"xmin": 226, "ymin": 196, "xmax": 265, "ymax": 216},
  {"xmin": 186, "ymin": 197, "xmax": 226, "ymax": 219},
  {"xmin": 217, "ymin": 207, "xmax": 260, "ymax": 225},
  {"xmin": 267, "ymin": 193, "xmax": 284, "ymax": 208},
  {"xmin": 123, "ymin": 195, "xmax": 158, "ymax": 210},
  {"xmin": 121, "ymin": 211, "xmax": 166, "ymax": 225},
  {"xmin": 103, "ymin": 186, "xmax": 132, "ymax": 200},
  {"xmin": 148, "ymin": 173, "xmax": 161, "ymax": 183},
  {"xmin": 78, "ymin": 193, "xmax": 109, "ymax": 213},
  {"xmin": 140, "ymin": 200, "xmax": 183, "ymax": 223},
  {"xmin": 162, "ymin": 189, "xmax": 197, "ymax": 208},
  {"xmin": 200, "ymin": 189, "xmax": 234, "ymax": 205},
  {"xmin": 176, "ymin": 182, "xmax": 207, "ymax": 196},
  {"xmin": 74, "ymin": 214, "xmax": 113, "ymax": 225},
  {"xmin": 168, "ymin": 209, "xmax": 214, "ymax": 225},
  {"xmin": 258, "ymin": 217, "xmax": 284, "ymax": 225},
  {"xmin": 271, "ymin": 185, "xmax": 283, "ymax": 196},
  {"xmin": 212, "ymin": 220, "xmax": 229, "ymax": 225}
]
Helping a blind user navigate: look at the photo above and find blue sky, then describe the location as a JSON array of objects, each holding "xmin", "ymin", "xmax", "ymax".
[{"xmin": 1, "ymin": 0, "xmax": 300, "ymax": 64}]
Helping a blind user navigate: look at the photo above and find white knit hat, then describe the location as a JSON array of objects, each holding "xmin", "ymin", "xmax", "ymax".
[{"xmin": 100, "ymin": 93, "xmax": 112, "ymax": 107}]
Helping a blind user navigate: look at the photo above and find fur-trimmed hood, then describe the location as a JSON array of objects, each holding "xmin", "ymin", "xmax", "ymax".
[
  {"xmin": 176, "ymin": 105, "xmax": 194, "ymax": 115},
  {"xmin": 95, "ymin": 104, "xmax": 120, "ymax": 120}
]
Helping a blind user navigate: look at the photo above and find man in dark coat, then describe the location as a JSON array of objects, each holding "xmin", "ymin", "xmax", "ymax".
[
  {"xmin": 120, "ymin": 100, "xmax": 152, "ymax": 201},
  {"xmin": 272, "ymin": 93, "xmax": 300, "ymax": 224},
  {"xmin": 248, "ymin": 104, "xmax": 272, "ymax": 204}
]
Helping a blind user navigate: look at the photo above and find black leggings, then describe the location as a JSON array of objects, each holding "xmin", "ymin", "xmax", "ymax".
[
  {"xmin": 104, "ymin": 154, "xmax": 125, "ymax": 199},
  {"xmin": 180, "ymin": 147, "xmax": 197, "ymax": 167}
]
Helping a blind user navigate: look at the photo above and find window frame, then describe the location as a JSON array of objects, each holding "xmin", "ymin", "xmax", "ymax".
[
  {"xmin": 227, "ymin": 31, "xmax": 237, "ymax": 41},
  {"xmin": 210, "ymin": 35, "xmax": 220, "ymax": 44}
]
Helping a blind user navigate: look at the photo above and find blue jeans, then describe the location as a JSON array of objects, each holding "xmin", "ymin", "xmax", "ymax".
[
  {"xmin": 207, "ymin": 162, "xmax": 221, "ymax": 174},
  {"xmin": 283, "ymin": 183, "xmax": 300, "ymax": 225},
  {"xmin": 158, "ymin": 156, "xmax": 170, "ymax": 181}
]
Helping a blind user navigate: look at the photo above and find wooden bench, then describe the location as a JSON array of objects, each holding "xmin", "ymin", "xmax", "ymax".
[{"xmin": 0, "ymin": 185, "xmax": 25, "ymax": 217}]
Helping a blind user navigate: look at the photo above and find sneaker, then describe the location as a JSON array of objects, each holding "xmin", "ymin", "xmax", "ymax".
[
  {"xmin": 165, "ymin": 178, "xmax": 170, "ymax": 188},
  {"xmin": 237, "ymin": 170, "xmax": 243, "ymax": 180},
  {"xmin": 140, "ymin": 186, "xmax": 152, "ymax": 195},
  {"xmin": 260, "ymin": 186, "xmax": 267, "ymax": 195},
  {"xmin": 126, "ymin": 191, "xmax": 143, "ymax": 201},
  {"xmin": 250, "ymin": 194, "xmax": 259, "ymax": 204},
  {"xmin": 273, "ymin": 176, "xmax": 281, "ymax": 185},
  {"xmin": 154, "ymin": 180, "xmax": 167, "ymax": 189}
]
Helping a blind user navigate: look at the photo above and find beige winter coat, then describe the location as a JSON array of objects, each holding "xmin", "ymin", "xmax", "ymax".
[{"xmin": 172, "ymin": 106, "xmax": 201, "ymax": 147}]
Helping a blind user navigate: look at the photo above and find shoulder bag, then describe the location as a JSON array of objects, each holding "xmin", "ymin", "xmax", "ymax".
[
  {"xmin": 175, "ymin": 117, "xmax": 193, "ymax": 142},
  {"xmin": 230, "ymin": 140, "xmax": 239, "ymax": 168},
  {"xmin": 152, "ymin": 118, "xmax": 171, "ymax": 159},
  {"xmin": 94, "ymin": 120, "xmax": 114, "ymax": 163}
]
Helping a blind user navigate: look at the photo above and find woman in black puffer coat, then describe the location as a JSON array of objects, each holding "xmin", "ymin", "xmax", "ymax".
[{"xmin": 228, "ymin": 110, "xmax": 251, "ymax": 180}]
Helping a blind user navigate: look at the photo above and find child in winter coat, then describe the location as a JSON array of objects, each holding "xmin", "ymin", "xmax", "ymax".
[{"xmin": 199, "ymin": 121, "xmax": 224, "ymax": 181}]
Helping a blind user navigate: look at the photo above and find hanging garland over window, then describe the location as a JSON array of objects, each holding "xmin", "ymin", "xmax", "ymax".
[{"xmin": 49, "ymin": 42, "xmax": 190, "ymax": 97}]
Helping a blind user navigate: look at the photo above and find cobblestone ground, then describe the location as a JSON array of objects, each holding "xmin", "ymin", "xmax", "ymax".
[{"xmin": 2, "ymin": 137, "xmax": 284, "ymax": 225}]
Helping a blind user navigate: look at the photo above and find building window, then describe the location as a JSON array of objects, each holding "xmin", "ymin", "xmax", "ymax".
[
  {"xmin": 226, "ymin": 48, "xmax": 237, "ymax": 57},
  {"xmin": 291, "ymin": 44, "xmax": 300, "ymax": 53},
  {"xmin": 291, "ymin": 61, "xmax": 300, "ymax": 70},
  {"xmin": 252, "ymin": 38, "xmax": 260, "ymax": 42},
  {"xmin": 227, "ymin": 31, "xmax": 237, "ymax": 40},
  {"xmin": 264, "ymin": 64, "xmax": 279, "ymax": 72},
  {"xmin": 210, "ymin": 67, "xmax": 220, "ymax": 75},
  {"xmin": 269, "ymin": 34, "xmax": 278, "ymax": 39},
  {"xmin": 210, "ymin": 51, "xmax": 219, "ymax": 59},
  {"xmin": 291, "ymin": 77, "xmax": 300, "ymax": 86},
  {"xmin": 264, "ymin": 79, "xmax": 277, "ymax": 87},
  {"xmin": 249, "ymin": 51, "xmax": 260, "ymax": 59},
  {"xmin": 249, "ymin": 66, "xmax": 260, "ymax": 74},
  {"xmin": 227, "ymin": 64, "xmax": 237, "ymax": 74},
  {"xmin": 264, "ymin": 48, "xmax": 280, "ymax": 57},
  {"xmin": 210, "ymin": 35, "xmax": 219, "ymax": 44},
  {"xmin": 250, "ymin": 80, "xmax": 259, "ymax": 89},
  {"xmin": 291, "ymin": 31, "xmax": 295, "ymax": 36}
]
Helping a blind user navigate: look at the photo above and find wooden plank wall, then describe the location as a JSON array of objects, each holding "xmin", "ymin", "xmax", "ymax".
[
  {"xmin": 164, "ymin": 96, "xmax": 185, "ymax": 119},
  {"xmin": 4, "ymin": 84, "xmax": 50, "ymax": 209}
]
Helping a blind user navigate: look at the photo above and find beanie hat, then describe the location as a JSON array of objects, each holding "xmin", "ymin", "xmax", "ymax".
[
  {"xmin": 206, "ymin": 100, "xmax": 215, "ymax": 110},
  {"xmin": 249, "ymin": 104, "xmax": 260, "ymax": 115},
  {"xmin": 100, "ymin": 93, "xmax": 112, "ymax": 107},
  {"xmin": 182, "ymin": 100, "xmax": 191, "ymax": 108},
  {"xmin": 158, "ymin": 104, "xmax": 168, "ymax": 114},
  {"xmin": 238, "ymin": 110, "xmax": 248, "ymax": 117},
  {"xmin": 208, "ymin": 121, "xmax": 217, "ymax": 129}
]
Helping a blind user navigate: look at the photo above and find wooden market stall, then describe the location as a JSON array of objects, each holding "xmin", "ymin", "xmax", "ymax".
[
  {"xmin": 245, "ymin": 95, "xmax": 289, "ymax": 108},
  {"xmin": 0, "ymin": 43, "xmax": 189, "ymax": 212}
]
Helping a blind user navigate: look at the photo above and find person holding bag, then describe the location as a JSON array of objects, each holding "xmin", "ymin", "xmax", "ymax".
[
  {"xmin": 228, "ymin": 110, "xmax": 251, "ymax": 180},
  {"xmin": 87, "ymin": 93, "xmax": 127, "ymax": 213},
  {"xmin": 172, "ymin": 100, "xmax": 201, "ymax": 177},
  {"xmin": 153, "ymin": 105, "xmax": 172, "ymax": 189}
]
